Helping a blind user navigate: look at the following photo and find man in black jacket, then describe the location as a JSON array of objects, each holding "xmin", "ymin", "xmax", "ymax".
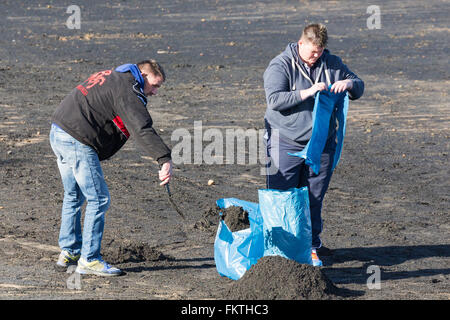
[{"xmin": 50, "ymin": 60, "xmax": 172, "ymax": 276}]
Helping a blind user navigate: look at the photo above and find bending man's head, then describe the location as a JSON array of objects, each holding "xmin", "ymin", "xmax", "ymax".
[
  {"xmin": 137, "ymin": 59, "xmax": 166, "ymax": 97},
  {"xmin": 298, "ymin": 24, "xmax": 328, "ymax": 67}
]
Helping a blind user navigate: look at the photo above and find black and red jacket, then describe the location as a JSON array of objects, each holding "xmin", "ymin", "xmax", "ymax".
[{"xmin": 52, "ymin": 69, "xmax": 171, "ymax": 165}]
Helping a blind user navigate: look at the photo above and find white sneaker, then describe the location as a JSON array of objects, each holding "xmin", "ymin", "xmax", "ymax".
[
  {"xmin": 55, "ymin": 250, "xmax": 80, "ymax": 271},
  {"xmin": 76, "ymin": 257, "xmax": 122, "ymax": 277}
]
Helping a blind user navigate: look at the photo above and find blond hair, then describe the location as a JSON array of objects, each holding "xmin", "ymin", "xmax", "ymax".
[{"xmin": 301, "ymin": 24, "xmax": 328, "ymax": 48}]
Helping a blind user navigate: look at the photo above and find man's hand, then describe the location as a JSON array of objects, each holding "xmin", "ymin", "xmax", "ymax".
[
  {"xmin": 300, "ymin": 82, "xmax": 327, "ymax": 100},
  {"xmin": 159, "ymin": 160, "xmax": 172, "ymax": 186},
  {"xmin": 330, "ymin": 79, "xmax": 353, "ymax": 93}
]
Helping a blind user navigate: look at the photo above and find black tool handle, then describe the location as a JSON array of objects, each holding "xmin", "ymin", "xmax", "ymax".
[{"xmin": 165, "ymin": 182, "xmax": 172, "ymax": 197}]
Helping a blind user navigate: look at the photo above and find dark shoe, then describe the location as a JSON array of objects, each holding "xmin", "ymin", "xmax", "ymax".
[{"xmin": 316, "ymin": 246, "xmax": 333, "ymax": 256}]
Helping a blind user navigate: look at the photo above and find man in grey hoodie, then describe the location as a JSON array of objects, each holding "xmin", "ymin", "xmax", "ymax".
[{"xmin": 263, "ymin": 24, "xmax": 364, "ymax": 266}]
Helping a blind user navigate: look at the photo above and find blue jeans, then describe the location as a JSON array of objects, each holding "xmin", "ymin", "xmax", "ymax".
[
  {"xmin": 49, "ymin": 124, "xmax": 110, "ymax": 261},
  {"xmin": 265, "ymin": 128, "xmax": 336, "ymax": 249}
]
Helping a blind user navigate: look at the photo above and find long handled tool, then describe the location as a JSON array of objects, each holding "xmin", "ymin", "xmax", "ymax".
[{"xmin": 164, "ymin": 182, "xmax": 186, "ymax": 220}]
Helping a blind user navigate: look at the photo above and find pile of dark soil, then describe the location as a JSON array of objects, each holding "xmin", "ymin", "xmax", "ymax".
[
  {"xmin": 193, "ymin": 206, "xmax": 250, "ymax": 233},
  {"xmin": 102, "ymin": 239, "xmax": 174, "ymax": 264},
  {"xmin": 221, "ymin": 206, "xmax": 250, "ymax": 232},
  {"xmin": 225, "ymin": 256, "xmax": 339, "ymax": 300},
  {"xmin": 193, "ymin": 206, "xmax": 222, "ymax": 232}
]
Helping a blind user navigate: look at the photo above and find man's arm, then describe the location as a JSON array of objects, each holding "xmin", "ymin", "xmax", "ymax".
[
  {"xmin": 330, "ymin": 57, "xmax": 364, "ymax": 100},
  {"xmin": 264, "ymin": 61, "xmax": 304, "ymax": 112},
  {"xmin": 116, "ymin": 92, "xmax": 172, "ymax": 166}
]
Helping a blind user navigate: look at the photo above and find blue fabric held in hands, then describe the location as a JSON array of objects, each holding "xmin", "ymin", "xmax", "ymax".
[{"xmin": 288, "ymin": 85, "xmax": 349, "ymax": 174}]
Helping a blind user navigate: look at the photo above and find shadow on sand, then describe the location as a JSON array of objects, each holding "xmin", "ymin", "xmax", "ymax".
[{"xmin": 321, "ymin": 244, "xmax": 450, "ymax": 285}]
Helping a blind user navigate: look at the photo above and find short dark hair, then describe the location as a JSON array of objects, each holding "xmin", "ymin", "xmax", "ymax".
[
  {"xmin": 137, "ymin": 59, "xmax": 166, "ymax": 81},
  {"xmin": 301, "ymin": 24, "xmax": 328, "ymax": 48}
]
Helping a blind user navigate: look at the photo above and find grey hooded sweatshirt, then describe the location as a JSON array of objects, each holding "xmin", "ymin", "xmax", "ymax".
[{"xmin": 264, "ymin": 43, "xmax": 364, "ymax": 145}]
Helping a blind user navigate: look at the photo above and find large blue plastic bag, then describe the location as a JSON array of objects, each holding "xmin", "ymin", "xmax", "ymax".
[
  {"xmin": 258, "ymin": 187, "xmax": 313, "ymax": 265},
  {"xmin": 214, "ymin": 198, "xmax": 264, "ymax": 280}
]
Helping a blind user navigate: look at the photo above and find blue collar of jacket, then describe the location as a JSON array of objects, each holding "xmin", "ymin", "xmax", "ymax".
[{"xmin": 115, "ymin": 63, "xmax": 147, "ymax": 106}]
